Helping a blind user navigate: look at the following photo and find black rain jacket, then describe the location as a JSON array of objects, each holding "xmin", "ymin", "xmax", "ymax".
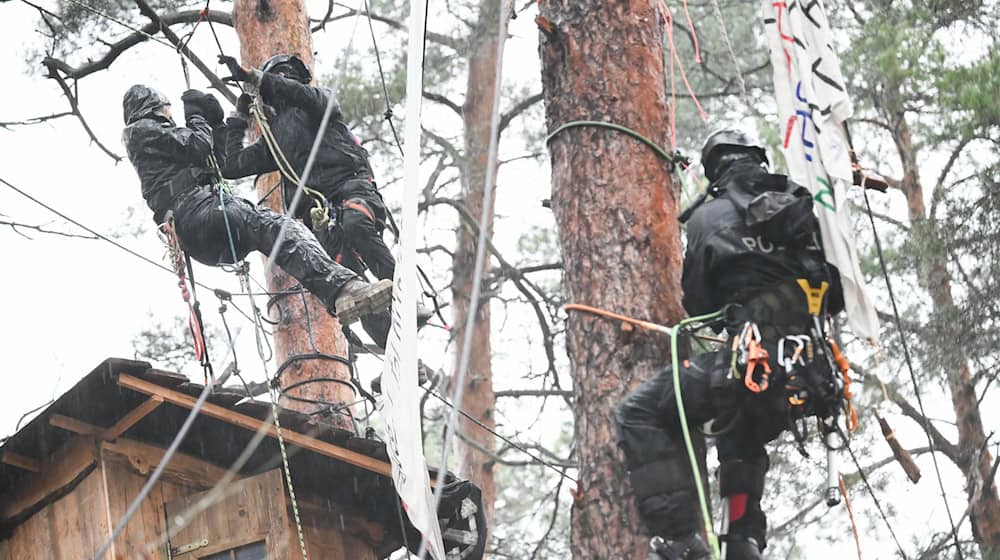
[
  {"xmin": 681, "ymin": 160, "xmax": 845, "ymax": 318},
  {"xmin": 122, "ymin": 87, "xmax": 215, "ymax": 224},
  {"xmin": 216, "ymin": 73, "xmax": 375, "ymax": 219}
]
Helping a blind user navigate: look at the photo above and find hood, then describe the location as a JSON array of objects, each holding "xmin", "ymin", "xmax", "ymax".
[{"xmin": 123, "ymin": 84, "xmax": 171, "ymax": 125}]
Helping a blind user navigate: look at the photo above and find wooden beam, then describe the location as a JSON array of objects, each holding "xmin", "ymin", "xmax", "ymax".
[
  {"xmin": 104, "ymin": 395, "xmax": 164, "ymax": 439},
  {"xmin": 50, "ymin": 414, "xmax": 103, "ymax": 437},
  {"xmin": 117, "ymin": 373, "xmax": 396, "ymax": 479},
  {"xmin": 48, "ymin": 396, "xmax": 165, "ymax": 442},
  {"xmin": 0, "ymin": 436, "xmax": 99, "ymax": 523},
  {"xmin": 1, "ymin": 451, "xmax": 41, "ymax": 473}
]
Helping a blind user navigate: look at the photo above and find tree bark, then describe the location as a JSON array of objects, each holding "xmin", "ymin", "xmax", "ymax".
[
  {"xmin": 232, "ymin": 0, "xmax": 353, "ymax": 426},
  {"xmin": 450, "ymin": 0, "xmax": 506, "ymax": 538},
  {"xmin": 537, "ymin": 3, "xmax": 686, "ymax": 558},
  {"xmin": 892, "ymin": 113, "xmax": 1000, "ymax": 557}
]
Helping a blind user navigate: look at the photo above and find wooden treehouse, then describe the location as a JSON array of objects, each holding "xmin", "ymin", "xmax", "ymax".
[{"xmin": 0, "ymin": 358, "xmax": 484, "ymax": 560}]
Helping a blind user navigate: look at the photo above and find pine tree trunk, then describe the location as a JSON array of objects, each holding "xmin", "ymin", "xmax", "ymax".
[
  {"xmin": 450, "ymin": 0, "xmax": 506, "ymax": 537},
  {"xmin": 893, "ymin": 117, "xmax": 1000, "ymax": 558},
  {"xmin": 537, "ymin": 3, "xmax": 687, "ymax": 557},
  {"xmin": 232, "ymin": 0, "xmax": 354, "ymax": 426}
]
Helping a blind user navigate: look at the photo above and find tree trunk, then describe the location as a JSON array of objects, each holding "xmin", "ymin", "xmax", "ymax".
[
  {"xmin": 537, "ymin": 3, "xmax": 686, "ymax": 558},
  {"xmin": 450, "ymin": 0, "xmax": 506, "ymax": 538},
  {"xmin": 893, "ymin": 115, "xmax": 1000, "ymax": 557},
  {"xmin": 232, "ymin": 0, "xmax": 353, "ymax": 426}
]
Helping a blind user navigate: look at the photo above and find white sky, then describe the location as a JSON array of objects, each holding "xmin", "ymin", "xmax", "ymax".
[{"xmin": 0, "ymin": 2, "xmax": 992, "ymax": 558}]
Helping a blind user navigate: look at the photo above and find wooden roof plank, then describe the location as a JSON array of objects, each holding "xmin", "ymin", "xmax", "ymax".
[
  {"xmin": 117, "ymin": 373, "xmax": 398, "ymax": 480},
  {"xmin": 0, "ymin": 451, "xmax": 41, "ymax": 473},
  {"xmin": 104, "ymin": 395, "xmax": 164, "ymax": 440}
]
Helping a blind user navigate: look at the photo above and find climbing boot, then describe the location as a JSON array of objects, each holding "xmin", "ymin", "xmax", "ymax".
[
  {"xmin": 721, "ymin": 535, "xmax": 763, "ymax": 560},
  {"xmin": 333, "ymin": 279, "xmax": 393, "ymax": 326},
  {"xmin": 647, "ymin": 534, "xmax": 711, "ymax": 560}
]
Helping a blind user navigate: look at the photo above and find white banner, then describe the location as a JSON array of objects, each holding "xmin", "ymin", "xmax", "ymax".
[
  {"xmin": 378, "ymin": 0, "xmax": 446, "ymax": 557},
  {"xmin": 761, "ymin": 0, "xmax": 880, "ymax": 341}
]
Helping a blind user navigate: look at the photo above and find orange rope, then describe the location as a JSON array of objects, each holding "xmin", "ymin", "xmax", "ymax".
[
  {"xmin": 564, "ymin": 303, "xmax": 672, "ymax": 334},
  {"xmin": 839, "ymin": 474, "xmax": 863, "ymax": 560}
]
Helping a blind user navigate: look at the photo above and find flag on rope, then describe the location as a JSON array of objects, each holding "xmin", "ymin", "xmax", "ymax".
[
  {"xmin": 761, "ymin": 0, "xmax": 880, "ymax": 341},
  {"xmin": 378, "ymin": 0, "xmax": 446, "ymax": 558}
]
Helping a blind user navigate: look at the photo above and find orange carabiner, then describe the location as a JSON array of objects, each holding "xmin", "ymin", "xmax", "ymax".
[{"xmin": 743, "ymin": 339, "xmax": 772, "ymax": 393}]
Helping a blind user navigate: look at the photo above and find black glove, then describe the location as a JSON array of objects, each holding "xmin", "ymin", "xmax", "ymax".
[
  {"xmin": 236, "ymin": 93, "xmax": 253, "ymax": 116},
  {"xmin": 181, "ymin": 90, "xmax": 225, "ymax": 126},
  {"xmin": 219, "ymin": 55, "xmax": 252, "ymax": 83}
]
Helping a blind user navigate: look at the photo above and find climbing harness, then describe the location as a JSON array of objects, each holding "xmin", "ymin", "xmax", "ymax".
[{"xmin": 567, "ymin": 289, "xmax": 864, "ymax": 559}]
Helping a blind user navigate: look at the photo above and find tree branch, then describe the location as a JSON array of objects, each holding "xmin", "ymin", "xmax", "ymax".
[
  {"xmin": 324, "ymin": 3, "xmax": 460, "ymax": 51},
  {"xmin": 0, "ymin": 112, "xmax": 73, "ymax": 130},
  {"xmin": 40, "ymin": 10, "xmax": 232, "ymax": 81},
  {"xmin": 499, "ymin": 92, "xmax": 543, "ymax": 132},
  {"xmin": 43, "ymin": 68, "xmax": 122, "ymax": 161},
  {"xmin": 422, "ymin": 90, "xmax": 464, "ymax": 116},
  {"xmin": 133, "ymin": 0, "xmax": 237, "ymax": 104},
  {"xmin": 0, "ymin": 219, "xmax": 100, "ymax": 240},
  {"xmin": 494, "ymin": 389, "xmax": 573, "ymax": 398}
]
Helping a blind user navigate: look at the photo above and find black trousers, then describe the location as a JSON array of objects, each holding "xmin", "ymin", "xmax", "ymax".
[
  {"xmin": 613, "ymin": 345, "xmax": 793, "ymax": 549},
  {"xmin": 315, "ymin": 189, "xmax": 395, "ymax": 347},
  {"xmin": 172, "ymin": 188, "xmax": 358, "ymax": 310}
]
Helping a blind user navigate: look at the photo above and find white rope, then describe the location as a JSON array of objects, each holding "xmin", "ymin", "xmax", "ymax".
[
  {"xmin": 418, "ymin": 1, "xmax": 512, "ymax": 558},
  {"xmin": 710, "ymin": 0, "xmax": 749, "ymax": 100}
]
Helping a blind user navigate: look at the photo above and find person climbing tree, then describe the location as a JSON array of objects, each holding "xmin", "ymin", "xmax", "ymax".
[
  {"xmin": 613, "ymin": 129, "xmax": 846, "ymax": 560},
  {"xmin": 121, "ymin": 84, "xmax": 393, "ymax": 326},
  {"xmin": 211, "ymin": 54, "xmax": 431, "ymax": 348},
  {"xmin": 213, "ymin": 54, "xmax": 429, "ymax": 349}
]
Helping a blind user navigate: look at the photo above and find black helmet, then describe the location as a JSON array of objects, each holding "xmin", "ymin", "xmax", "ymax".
[
  {"xmin": 122, "ymin": 84, "xmax": 171, "ymax": 125},
  {"xmin": 701, "ymin": 128, "xmax": 768, "ymax": 180},
  {"xmin": 261, "ymin": 53, "xmax": 311, "ymax": 83}
]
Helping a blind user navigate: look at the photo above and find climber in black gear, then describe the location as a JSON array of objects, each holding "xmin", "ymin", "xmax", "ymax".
[
  {"xmin": 613, "ymin": 129, "xmax": 845, "ymax": 560},
  {"xmin": 121, "ymin": 84, "xmax": 392, "ymax": 326},
  {"xmin": 213, "ymin": 53, "xmax": 416, "ymax": 349}
]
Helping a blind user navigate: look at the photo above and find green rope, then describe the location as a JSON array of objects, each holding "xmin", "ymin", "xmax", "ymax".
[
  {"xmin": 670, "ymin": 309, "xmax": 725, "ymax": 560},
  {"xmin": 250, "ymin": 104, "xmax": 331, "ymax": 229},
  {"xmin": 545, "ymin": 120, "xmax": 690, "ymax": 169}
]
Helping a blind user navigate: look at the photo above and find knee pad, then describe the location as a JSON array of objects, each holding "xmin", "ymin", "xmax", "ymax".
[
  {"xmin": 718, "ymin": 456, "xmax": 768, "ymax": 499},
  {"xmin": 719, "ymin": 456, "xmax": 769, "ymax": 547},
  {"xmin": 629, "ymin": 458, "xmax": 699, "ymax": 536}
]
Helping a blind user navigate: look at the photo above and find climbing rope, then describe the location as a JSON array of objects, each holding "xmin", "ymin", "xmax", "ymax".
[
  {"xmin": 861, "ymin": 178, "xmax": 965, "ymax": 558},
  {"xmin": 838, "ymin": 474, "xmax": 863, "ymax": 560},
  {"xmin": 209, "ymin": 154, "xmax": 311, "ymax": 560},
  {"xmin": 566, "ymin": 303, "xmax": 724, "ymax": 559},
  {"xmin": 546, "ymin": 120, "xmax": 690, "ymax": 171},
  {"xmin": 669, "ymin": 311, "xmax": 726, "ymax": 560}
]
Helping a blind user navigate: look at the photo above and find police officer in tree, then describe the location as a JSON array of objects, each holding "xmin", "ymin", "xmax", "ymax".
[
  {"xmin": 121, "ymin": 84, "xmax": 393, "ymax": 326},
  {"xmin": 214, "ymin": 54, "xmax": 429, "ymax": 350},
  {"xmin": 613, "ymin": 129, "xmax": 845, "ymax": 560}
]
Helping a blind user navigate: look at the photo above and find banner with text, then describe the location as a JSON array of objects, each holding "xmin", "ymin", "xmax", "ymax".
[{"xmin": 762, "ymin": 0, "xmax": 880, "ymax": 341}]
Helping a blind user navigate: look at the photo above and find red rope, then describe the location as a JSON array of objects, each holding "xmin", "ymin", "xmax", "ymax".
[{"xmin": 658, "ymin": 0, "xmax": 708, "ymax": 146}]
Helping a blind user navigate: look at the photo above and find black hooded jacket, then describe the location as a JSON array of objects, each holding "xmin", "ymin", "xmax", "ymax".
[
  {"xmin": 121, "ymin": 85, "xmax": 215, "ymax": 224},
  {"xmin": 216, "ymin": 73, "xmax": 375, "ymax": 218},
  {"xmin": 681, "ymin": 159, "xmax": 844, "ymax": 317}
]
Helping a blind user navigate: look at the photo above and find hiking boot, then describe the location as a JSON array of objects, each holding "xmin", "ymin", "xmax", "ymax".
[
  {"xmin": 333, "ymin": 279, "xmax": 393, "ymax": 326},
  {"xmin": 721, "ymin": 535, "xmax": 762, "ymax": 560},
  {"xmin": 647, "ymin": 534, "xmax": 711, "ymax": 560}
]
